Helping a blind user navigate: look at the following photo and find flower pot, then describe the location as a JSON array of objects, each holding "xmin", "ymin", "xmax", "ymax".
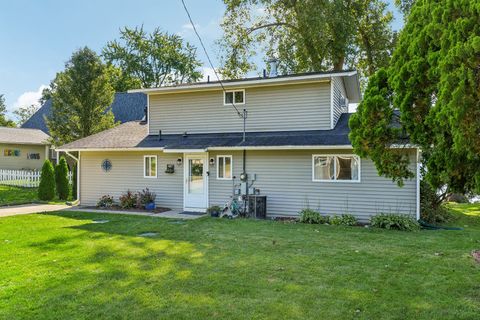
[{"xmin": 145, "ymin": 202, "xmax": 156, "ymax": 210}]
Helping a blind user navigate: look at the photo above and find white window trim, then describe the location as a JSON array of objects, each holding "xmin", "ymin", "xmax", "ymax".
[
  {"xmin": 312, "ymin": 154, "xmax": 361, "ymax": 183},
  {"xmin": 216, "ymin": 155, "xmax": 233, "ymax": 180},
  {"xmin": 223, "ymin": 89, "xmax": 245, "ymax": 106},
  {"xmin": 143, "ymin": 155, "xmax": 158, "ymax": 178}
]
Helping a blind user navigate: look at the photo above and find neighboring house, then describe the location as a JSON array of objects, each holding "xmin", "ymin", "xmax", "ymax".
[
  {"xmin": 0, "ymin": 127, "xmax": 51, "ymax": 170},
  {"xmin": 21, "ymin": 92, "xmax": 147, "ymax": 133},
  {"xmin": 57, "ymin": 70, "xmax": 420, "ymax": 222}
]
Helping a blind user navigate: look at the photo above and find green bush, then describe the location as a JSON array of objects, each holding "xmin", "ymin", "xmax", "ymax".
[
  {"xmin": 55, "ymin": 157, "xmax": 70, "ymax": 200},
  {"xmin": 97, "ymin": 195, "xmax": 114, "ymax": 208},
  {"xmin": 119, "ymin": 190, "xmax": 138, "ymax": 209},
  {"xmin": 38, "ymin": 160, "xmax": 56, "ymax": 201},
  {"xmin": 299, "ymin": 209, "xmax": 329, "ymax": 224},
  {"xmin": 138, "ymin": 188, "xmax": 156, "ymax": 206},
  {"xmin": 207, "ymin": 205, "xmax": 222, "ymax": 217},
  {"xmin": 370, "ymin": 213, "xmax": 420, "ymax": 231},
  {"xmin": 420, "ymin": 180, "xmax": 452, "ymax": 223},
  {"xmin": 330, "ymin": 214, "xmax": 357, "ymax": 226},
  {"xmin": 72, "ymin": 163, "xmax": 77, "ymax": 200}
]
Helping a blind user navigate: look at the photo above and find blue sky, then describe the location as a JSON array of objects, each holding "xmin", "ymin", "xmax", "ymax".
[{"xmin": 0, "ymin": 0, "xmax": 402, "ymax": 117}]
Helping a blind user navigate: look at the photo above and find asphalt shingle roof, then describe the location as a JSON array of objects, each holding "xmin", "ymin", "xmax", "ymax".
[
  {"xmin": 21, "ymin": 92, "xmax": 147, "ymax": 134},
  {"xmin": 0, "ymin": 127, "xmax": 50, "ymax": 145},
  {"xmin": 58, "ymin": 113, "xmax": 353, "ymax": 151}
]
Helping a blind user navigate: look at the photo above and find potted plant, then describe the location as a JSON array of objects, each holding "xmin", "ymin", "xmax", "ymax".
[
  {"xmin": 207, "ymin": 205, "xmax": 222, "ymax": 217},
  {"xmin": 139, "ymin": 188, "xmax": 157, "ymax": 210}
]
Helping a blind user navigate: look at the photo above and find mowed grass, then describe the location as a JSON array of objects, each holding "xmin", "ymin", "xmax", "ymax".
[
  {"xmin": 0, "ymin": 205, "xmax": 479, "ymax": 319},
  {"xmin": 0, "ymin": 185, "xmax": 67, "ymax": 206},
  {"xmin": 0, "ymin": 185, "xmax": 39, "ymax": 206}
]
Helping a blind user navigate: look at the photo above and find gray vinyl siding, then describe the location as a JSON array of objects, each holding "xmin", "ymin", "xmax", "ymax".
[
  {"xmin": 208, "ymin": 149, "xmax": 417, "ymax": 223},
  {"xmin": 0, "ymin": 143, "xmax": 47, "ymax": 170},
  {"xmin": 149, "ymin": 82, "xmax": 331, "ymax": 135},
  {"xmin": 332, "ymin": 77, "xmax": 348, "ymax": 127},
  {"xmin": 79, "ymin": 151, "xmax": 183, "ymax": 209},
  {"xmin": 79, "ymin": 149, "xmax": 417, "ymax": 223}
]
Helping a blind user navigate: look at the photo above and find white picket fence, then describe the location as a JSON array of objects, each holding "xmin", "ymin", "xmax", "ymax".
[{"xmin": 0, "ymin": 169, "xmax": 72, "ymax": 188}]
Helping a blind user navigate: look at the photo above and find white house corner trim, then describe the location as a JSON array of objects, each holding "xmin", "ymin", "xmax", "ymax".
[
  {"xmin": 77, "ymin": 151, "xmax": 81, "ymax": 204},
  {"xmin": 330, "ymin": 78, "xmax": 334, "ymax": 129},
  {"xmin": 416, "ymin": 148, "xmax": 421, "ymax": 220}
]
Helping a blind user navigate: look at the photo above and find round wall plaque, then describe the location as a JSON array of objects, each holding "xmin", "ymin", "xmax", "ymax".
[{"xmin": 101, "ymin": 159, "xmax": 112, "ymax": 172}]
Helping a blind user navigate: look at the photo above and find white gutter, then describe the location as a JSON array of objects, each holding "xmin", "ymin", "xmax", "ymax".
[
  {"xmin": 56, "ymin": 144, "xmax": 418, "ymax": 153},
  {"xmin": 128, "ymin": 72, "xmax": 357, "ymax": 94}
]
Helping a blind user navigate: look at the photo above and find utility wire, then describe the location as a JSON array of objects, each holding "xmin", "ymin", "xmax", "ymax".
[{"xmin": 180, "ymin": 0, "xmax": 245, "ymax": 119}]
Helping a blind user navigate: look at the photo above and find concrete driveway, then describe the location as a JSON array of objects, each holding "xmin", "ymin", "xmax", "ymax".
[{"xmin": 0, "ymin": 204, "xmax": 72, "ymax": 218}]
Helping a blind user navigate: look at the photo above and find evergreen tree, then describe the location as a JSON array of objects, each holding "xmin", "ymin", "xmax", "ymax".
[
  {"xmin": 349, "ymin": 0, "xmax": 480, "ymax": 194},
  {"xmin": 38, "ymin": 160, "xmax": 56, "ymax": 201},
  {"xmin": 55, "ymin": 157, "xmax": 70, "ymax": 200}
]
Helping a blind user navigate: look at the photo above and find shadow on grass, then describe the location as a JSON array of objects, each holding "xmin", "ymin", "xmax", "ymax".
[{"xmin": 2, "ymin": 208, "xmax": 477, "ymax": 319}]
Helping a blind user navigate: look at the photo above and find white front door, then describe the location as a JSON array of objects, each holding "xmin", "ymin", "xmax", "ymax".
[{"xmin": 184, "ymin": 154, "xmax": 208, "ymax": 211}]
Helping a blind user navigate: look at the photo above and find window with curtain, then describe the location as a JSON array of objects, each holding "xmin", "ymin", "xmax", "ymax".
[
  {"xmin": 144, "ymin": 155, "xmax": 157, "ymax": 178},
  {"xmin": 313, "ymin": 155, "xmax": 360, "ymax": 182},
  {"xmin": 217, "ymin": 155, "xmax": 232, "ymax": 179}
]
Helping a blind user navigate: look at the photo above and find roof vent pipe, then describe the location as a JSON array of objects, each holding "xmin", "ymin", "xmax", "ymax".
[
  {"xmin": 268, "ymin": 58, "xmax": 279, "ymax": 77},
  {"xmin": 158, "ymin": 130, "xmax": 162, "ymax": 141}
]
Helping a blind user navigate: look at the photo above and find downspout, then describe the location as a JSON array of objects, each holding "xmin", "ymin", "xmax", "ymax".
[{"xmin": 63, "ymin": 151, "xmax": 80, "ymax": 203}]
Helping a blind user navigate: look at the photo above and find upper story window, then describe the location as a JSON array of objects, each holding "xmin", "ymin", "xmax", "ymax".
[
  {"xmin": 312, "ymin": 155, "xmax": 360, "ymax": 182},
  {"xmin": 224, "ymin": 90, "xmax": 245, "ymax": 105},
  {"xmin": 144, "ymin": 155, "xmax": 157, "ymax": 178},
  {"xmin": 217, "ymin": 155, "xmax": 232, "ymax": 180}
]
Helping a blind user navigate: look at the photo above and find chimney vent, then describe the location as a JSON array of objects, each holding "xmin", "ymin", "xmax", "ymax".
[{"xmin": 268, "ymin": 58, "xmax": 279, "ymax": 77}]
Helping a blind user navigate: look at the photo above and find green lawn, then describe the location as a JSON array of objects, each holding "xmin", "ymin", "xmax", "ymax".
[
  {"xmin": 0, "ymin": 205, "xmax": 479, "ymax": 319},
  {"xmin": 0, "ymin": 185, "xmax": 66, "ymax": 206},
  {"xmin": 0, "ymin": 185, "xmax": 40, "ymax": 206}
]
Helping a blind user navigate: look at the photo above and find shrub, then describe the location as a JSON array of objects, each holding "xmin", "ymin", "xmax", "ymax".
[
  {"xmin": 330, "ymin": 214, "xmax": 357, "ymax": 226},
  {"xmin": 38, "ymin": 160, "xmax": 56, "ymax": 201},
  {"xmin": 138, "ymin": 188, "xmax": 156, "ymax": 205},
  {"xmin": 55, "ymin": 157, "xmax": 70, "ymax": 200},
  {"xmin": 370, "ymin": 213, "xmax": 420, "ymax": 231},
  {"xmin": 299, "ymin": 209, "xmax": 329, "ymax": 224},
  {"xmin": 97, "ymin": 195, "xmax": 114, "ymax": 208},
  {"xmin": 207, "ymin": 205, "xmax": 222, "ymax": 217},
  {"xmin": 119, "ymin": 190, "xmax": 138, "ymax": 209},
  {"xmin": 420, "ymin": 180, "xmax": 452, "ymax": 223}
]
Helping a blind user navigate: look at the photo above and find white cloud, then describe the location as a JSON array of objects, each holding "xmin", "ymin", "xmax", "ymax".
[
  {"xmin": 200, "ymin": 67, "xmax": 222, "ymax": 82},
  {"xmin": 11, "ymin": 85, "xmax": 47, "ymax": 112}
]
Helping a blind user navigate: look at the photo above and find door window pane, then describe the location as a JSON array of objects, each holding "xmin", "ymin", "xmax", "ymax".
[
  {"xmin": 189, "ymin": 159, "xmax": 204, "ymax": 194},
  {"xmin": 218, "ymin": 157, "xmax": 224, "ymax": 178}
]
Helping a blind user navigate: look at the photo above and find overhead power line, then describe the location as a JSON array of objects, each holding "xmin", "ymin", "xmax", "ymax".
[{"xmin": 180, "ymin": 0, "xmax": 245, "ymax": 120}]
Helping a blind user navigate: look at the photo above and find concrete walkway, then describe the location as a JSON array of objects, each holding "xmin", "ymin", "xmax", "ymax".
[
  {"xmin": 0, "ymin": 204, "xmax": 72, "ymax": 218},
  {"xmin": 64, "ymin": 207, "xmax": 206, "ymax": 220}
]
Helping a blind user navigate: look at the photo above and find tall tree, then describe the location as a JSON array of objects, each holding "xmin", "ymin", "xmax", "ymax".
[
  {"xmin": 102, "ymin": 26, "xmax": 202, "ymax": 88},
  {"xmin": 47, "ymin": 47, "xmax": 116, "ymax": 146},
  {"xmin": 0, "ymin": 94, "xmax": 16, "ymax": 127},
  {"xmin": 219, "ymin": 0, "xmax": 394, "ymax": 79},
  {"xmin": 349, "ymin": 0, "xmax": 480, "ymax": 194},
  {"xmin": 13, "ymin": 104, "xmax": 39, "ymax": 125}
]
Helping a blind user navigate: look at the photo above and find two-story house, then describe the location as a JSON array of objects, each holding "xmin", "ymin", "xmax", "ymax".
[{"xmin": 57, "ymin": 70, "xmax": 420, "ymax": 222}]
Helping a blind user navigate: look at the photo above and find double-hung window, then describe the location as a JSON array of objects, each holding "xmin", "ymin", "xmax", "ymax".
[
  {"xmin": 217, "ymin": 155, "xmax": 232, "ymax": 180},
  {"xmin": 224, "ymin": 90, "xmax": 245, "ymax": 105},
  {"xmin": 312, "ymin": 155, "xmax": 360, "ymax": 182},
  {"xmin": 144, "ymin": 155, "xmax": 157, "ymax": 178}
]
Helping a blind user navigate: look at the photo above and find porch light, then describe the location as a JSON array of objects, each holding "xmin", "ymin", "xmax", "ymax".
[
  {"xmin": 176, "ymin": 157, "xmax": 183, "ymax": 166},
  {"xmin": 209, "ymin": 157, "xmax": 215, "ymax": 166}
]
